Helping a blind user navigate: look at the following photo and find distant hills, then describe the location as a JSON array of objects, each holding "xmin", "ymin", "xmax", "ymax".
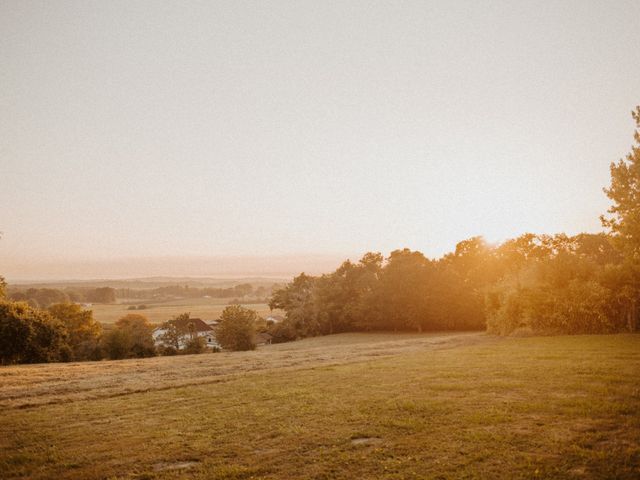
[
  {"xmin": 9, "ymin": 276, "xmax": 290, "ymax": 289},
  {"xmin": 2, "ymin": 253, "xmax": 351, "ymax": 284}
]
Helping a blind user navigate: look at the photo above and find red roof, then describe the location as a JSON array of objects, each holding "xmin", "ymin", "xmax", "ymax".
[{"xmin": 168, "ymin": 317, "xmax": 212, "ymax": 332}]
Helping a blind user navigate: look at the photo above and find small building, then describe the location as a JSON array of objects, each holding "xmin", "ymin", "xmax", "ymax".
[{"xmin": 255, "ymin": 332, "xmax": 273, "ymax": 346}]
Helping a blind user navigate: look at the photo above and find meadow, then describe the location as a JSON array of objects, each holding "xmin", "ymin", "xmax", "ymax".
[
  {"xmin": 1, "ymin": 332, "xmax": 639, "ymax": 479},
  {"xmin": 90, "ymin": 297, "xmax": 280, "ymax": 325}
]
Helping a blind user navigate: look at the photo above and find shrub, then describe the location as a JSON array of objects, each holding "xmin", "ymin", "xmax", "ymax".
[
  {"xmin": 183, "ymin": 336, "xmax": 207, "ymax": 354},
  {"xmin": 268, "ymin": 321, "xmax": 297, "ymax": 343},
  {"xmin": 157, "ymin": 345, "xmax": 178, "ymax": 356}
]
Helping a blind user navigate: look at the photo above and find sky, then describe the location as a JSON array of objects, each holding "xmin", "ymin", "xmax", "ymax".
[{"xmin": 1, "ymin": 0, "xmax": 639, "ymax": 280}]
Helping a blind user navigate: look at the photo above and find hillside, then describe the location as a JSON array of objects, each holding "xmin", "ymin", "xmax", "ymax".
[{"xmin": 1, "ymin": 332, "xmax": 638, "ymax": 479}]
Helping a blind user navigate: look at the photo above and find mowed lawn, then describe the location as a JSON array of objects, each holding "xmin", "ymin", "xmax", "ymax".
[{"xmin": 1, "ymin": 333, "xmax": 639, "ymax": 479}]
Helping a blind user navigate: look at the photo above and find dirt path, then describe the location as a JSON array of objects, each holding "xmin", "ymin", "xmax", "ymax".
[{"xmin": 0, "ymin": 331, "xmax": 491, "ymax": 409}]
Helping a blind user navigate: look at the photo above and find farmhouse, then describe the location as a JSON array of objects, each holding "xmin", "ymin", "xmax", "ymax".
[{"xmin": 153, "ymin": 317, "xmax": 219, "ymax": 350}]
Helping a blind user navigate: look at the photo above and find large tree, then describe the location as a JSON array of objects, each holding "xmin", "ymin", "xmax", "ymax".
[
  {"xmin": 602, "ymin": 106, "xmax": 640, "ymax": 260},
  {"xmin": 0, "ymin": 301, "xmax": 69, "ymax": 364},
  {"xmin": 216, "ymin": 305, "xmax": 257, "ymax": 351},
  {"xmin": 114, "ymin": 313, "xmax": 156, "ymax": 357},
  {"xmin": 269, "ymin": 273, "xmax": 317, "ymax": 336},
  {"xmin": 48, "ymin": 303, "xmax": 102, "ymax": 361},
  {"xmin": 378, "ymin": 249, "xmax": 434, "ymax": 332},
  {"xmin": 600, "ymin": 106, "xmax": 640, "ymax": 331}
]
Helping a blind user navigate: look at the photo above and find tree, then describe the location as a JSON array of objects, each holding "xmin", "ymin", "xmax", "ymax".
[
  {"xmin": 158, "ymin": 312, "xmax": 194, "ymax": 351},
  {"xmin": 113, "ymin": 313, "xmax": 156, "ymax": 358},
  {"xmin": 601, "ymin": 106, "xmax": 640, "ymax": 330},
  {"xmin": 48, "ymin": 303, "xmax": 102, "ymax": 361},
  {"xmin": 216, "ymin": 305, "xmax": 257, "ymax": 351},
  {"xmin": 602, "ymin": 106, "xmax": 640, "ymax": 259},
  {"xmin": 0, "ymin": 301, "xmax": 69, "ymax": 364},
  {"xmin": 378, "ymin": 249, "xmax": 434, "ymax": 332},
  {"xmin": 23, "ymin": 288, "xmax": 69, "ymax": 308},
  {"xmin": 86, "ymin": 287, "xmax": 116, "ymax": 304},
  {"xmin": 102, "ymin": 329, "xmax": 131, "ymax": 360},
  {"xmin": 269, "ymin": 273, "xmax": 317, "ymax": 336},
  {"xmin": 0, "ymin": 276, "xmax": 6, "ymax": 299}
]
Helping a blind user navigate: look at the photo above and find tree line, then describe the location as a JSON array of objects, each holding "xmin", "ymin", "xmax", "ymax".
[
  {"xmin": 7, "ymin": 286, "xmax": 116, "ymax": 308},
  {"xmin": 0, "ymin": 290, "xmax": 260, "ymax": 364},
  {"xmin": 116, "ymin": 283, "xmax": 277, "ymax": 300},
  {"xmin": 268, "ymin": 107, "xmax": 640, "ymax": 339},
  {"xmin": 1, "ymin": 106, "xmax": 639, "ymax": 361},
  {"xmin": 6, "ymin": 283, "xmax": 280, "ymax": 308}
]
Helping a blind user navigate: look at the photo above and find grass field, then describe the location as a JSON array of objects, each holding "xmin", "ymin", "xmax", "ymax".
[
  {"xmin": 90, "ymin": 298, "xmax": 280, "ymax": 324},
  {"xmin": 1, "ymin": 332, "xmax": 639, "ymax": 479}
]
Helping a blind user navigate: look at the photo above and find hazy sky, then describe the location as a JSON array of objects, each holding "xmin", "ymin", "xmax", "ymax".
[{"xmin": 1, "ymin": 1, "xmax": 639, "ymax": 280}]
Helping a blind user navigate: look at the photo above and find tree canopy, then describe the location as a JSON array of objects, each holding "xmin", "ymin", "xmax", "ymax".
[
  {"xmin": 0, "ymin": 301, "xmax": 69, "ymax": 365},
  {"xmin": 216, "ymin": 305, "xmax": 257, "ymax": 351},
  {"xmin": 602, "ymin": 106, "xmax": 640, "ymax": 260}
]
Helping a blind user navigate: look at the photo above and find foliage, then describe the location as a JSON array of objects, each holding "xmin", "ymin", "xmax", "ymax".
[
  {"xmin": 269, "ymin": 273, "xmax": 317, "ymax": 335},
  {"xmin": 267, "ymin": 321, "xmax": 298, "ymax": 343},
  {"xmin": 101, "ymin": 313, "xmax": 156, "ymax": 360},
  {"xmin": 48, "ymin": 303, "xmax": 102, "ymax": 361},
  {"xmin": 183, "ymin": 336, "xmax": 207, "ymax": 354},
  {"xmin": 0, "ymin": 301, "xmax": 70, "ymax": 364},
  {"xmin": 486, "ymin": 233, "xmax": 633, "ymax": 335},
  {"xmin": 11, "ymin": 288, "xmax": 70, "ymax": 308},
  {"xmin": 86, "ymin": 287, "xmax": 116, "ymax": 303},
  {"xmin": 101, "ymin": 329, "xmax": 131, "ymax": 360},
  {"xmin": 600, "ymin": 105, "xmax": 640, "ymax": 330},
  {"xmin": 158, "ymin": 312, "xmax": 193, "ymax": 350},
  {"xmin": 157, "ymin": 345, "xmax": 178, "ymax": 356},
  {"xmin": 272, "ymin": 232, "xmax": 637, "ymax": 338},
  {"xmin": 216, "ymin": 305, "xmax": 257, "ymax": 351},
  {"xmin": 602, "ymin": 106, "xmax": 640, "ymax": 260}
]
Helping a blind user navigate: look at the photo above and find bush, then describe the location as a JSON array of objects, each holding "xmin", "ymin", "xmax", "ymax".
[
  {"xmin": 486, "ymin": 280, "xmax": 621, "ymax": 336},
  {"xmin": 268, "ymin": 321, "xmax": 297, "ymax": 343},
  {"xmin": 157, "ymin": 345, "xmax": 178, "ymax": 356},
  {"xmin": 183, "ymin": 336, "xmax": 207, "ymax": 354}
]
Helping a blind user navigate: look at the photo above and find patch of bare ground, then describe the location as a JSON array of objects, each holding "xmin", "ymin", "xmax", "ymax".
[
  {"xmin": 153, "ymin": 461, "xmax": 199, "ymax": 471},
  {"xmin": 0, "ymin": 332, "xmax": 489, "ymax": 409},
  {"xmin": 351, "ymin": 437, "xmax": 383, "ymax": 446}
]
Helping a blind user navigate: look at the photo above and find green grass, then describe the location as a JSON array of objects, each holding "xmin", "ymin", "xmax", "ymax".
[{"xmin": 1, "ymin": 333, "xmax": 639, "ymax": 479}]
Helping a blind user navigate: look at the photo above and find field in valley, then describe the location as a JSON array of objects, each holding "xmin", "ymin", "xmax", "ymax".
[
  {"xmin": 90, "ymin": 297, "xmax": 280, "ymax": 325},
  {"xmin": 1, "ymin": 332, "xmax": 639, "ymax": 479}
]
